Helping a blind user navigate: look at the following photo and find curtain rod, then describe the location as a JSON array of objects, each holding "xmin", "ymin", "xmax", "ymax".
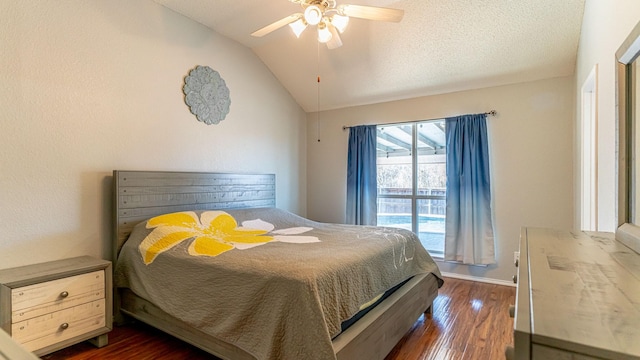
[{"xmin": 342, "ymin": 110, "xmax": 497, "ymax": 131}]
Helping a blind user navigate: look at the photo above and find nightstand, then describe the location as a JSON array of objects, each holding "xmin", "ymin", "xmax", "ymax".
[{"xmin": 0, "ymin": 256, "xmax": 112, "ymax": 357}]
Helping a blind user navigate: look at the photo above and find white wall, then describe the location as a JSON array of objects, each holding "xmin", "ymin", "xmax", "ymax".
[
  {"xmin": 0, "ymin": 1, "xmax": 307, "ymax": 270},
  {"xmin": 574, "ymin": 0, "xmax": 640, "ymax": 231},
  {"xmin": 307, "ymin": 77, "xmax": 574, "ymax": 283}
]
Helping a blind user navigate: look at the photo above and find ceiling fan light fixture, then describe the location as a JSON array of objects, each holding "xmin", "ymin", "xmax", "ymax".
[
  {"xmin": 304, "ymin": 5, "xmax": 323, "ymax": 26},
  {"xmin": 253, "ymin": 1, "xmax": 405, "ymax": 48},
  {"xmin": 317, "ymin": 22, "xmax": 333, "ymax": 43},
  {"xmin": 289, "ymin": 18, "xmax": 308, "ymax": 37},
  {"xmin": 330, "ymin": 14, "xmax": 349, "ymax": 33}
]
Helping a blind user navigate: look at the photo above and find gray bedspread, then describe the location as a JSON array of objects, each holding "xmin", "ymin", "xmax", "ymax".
[{"xmin": 114, "ymin": 207, "xmax": 443, "ymax": 360}]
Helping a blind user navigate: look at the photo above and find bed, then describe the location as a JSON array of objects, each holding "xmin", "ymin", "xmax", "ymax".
[{"xmin": 112, "ymin": 170, "xmax": 443, "ymax": 360}]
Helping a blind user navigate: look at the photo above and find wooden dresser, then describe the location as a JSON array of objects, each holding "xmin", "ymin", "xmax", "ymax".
[
  {"xmin": 510, "ymin": 228, "xmax": 640, "ymax": 359},
  {"xmin": 0, "ymin": 256, "xmax": 112, "ymax": 357}
]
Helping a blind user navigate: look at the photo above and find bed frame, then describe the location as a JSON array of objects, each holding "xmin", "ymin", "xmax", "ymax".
[{"xmin": 112, "ymin": 170, "xmax": 439, "ymax": 360}]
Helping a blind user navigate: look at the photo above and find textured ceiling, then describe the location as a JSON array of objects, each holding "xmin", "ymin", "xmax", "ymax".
[{"xmin": 153, "ymin": 0, "xmax": 585, "ymax": 112}]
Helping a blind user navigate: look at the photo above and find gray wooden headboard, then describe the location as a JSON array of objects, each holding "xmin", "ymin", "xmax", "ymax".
[{"xmin": 112, "ymin": 170, "xmax": 275, "ymax": 260}]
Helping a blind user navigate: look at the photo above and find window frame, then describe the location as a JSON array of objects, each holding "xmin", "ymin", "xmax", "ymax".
[{"xmin": 376, "ymin": 119, "xmax": 446, "ymax": 257}]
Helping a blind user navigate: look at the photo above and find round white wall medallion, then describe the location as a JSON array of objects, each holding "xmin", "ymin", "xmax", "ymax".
[{"xmin": 183, "ymin": 65, "xmax": 231, "ymax": 125}]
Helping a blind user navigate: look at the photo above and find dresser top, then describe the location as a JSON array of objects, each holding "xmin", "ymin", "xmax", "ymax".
[{"xmin": 525, "ymin": 228, "xmax": 640, "ymax": 358}]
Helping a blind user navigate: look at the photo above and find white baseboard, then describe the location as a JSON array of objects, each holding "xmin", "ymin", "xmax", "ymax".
[{"xmin": 440, "ymin": 271, "xmax": 516, "ymax": 287}]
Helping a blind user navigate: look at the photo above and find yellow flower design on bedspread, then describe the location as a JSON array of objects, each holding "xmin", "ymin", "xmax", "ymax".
[
  {"xmin": 139, "ymin": 211, "xmax": 272, "ymax": 264},
  {"xmin": 139, "ymin": 211, "xmax": 319, "ymax": 264}
]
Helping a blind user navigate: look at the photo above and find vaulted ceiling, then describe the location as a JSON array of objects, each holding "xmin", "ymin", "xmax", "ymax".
[{"xmin": 153, "ymin": 0, "xmax": 585, "ymax": 112}]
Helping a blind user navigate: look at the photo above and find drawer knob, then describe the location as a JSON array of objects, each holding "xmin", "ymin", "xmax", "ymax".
[
  {"xmin": 508, "ymin": 305, "xmax": 515, "ymax": 318},
  {"xmin": 60, "ymin": 323, "xmax": 69, "ymax": 330},
  {"xmin": 512, "ymin": 275, "xmax": 517, "ymax": 284},
  {"xmin": 60, "ymin": 291, "xmax": 69, "ymax": 298}
]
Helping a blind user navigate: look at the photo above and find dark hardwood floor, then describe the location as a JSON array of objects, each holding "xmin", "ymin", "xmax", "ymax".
[
  {"xmin": 42, "ymin": 277, "xmax": 515, "ymax": 360},
  {"xmin": 385, "ymin": 278, "xmax": 515, "ymax": 360}
]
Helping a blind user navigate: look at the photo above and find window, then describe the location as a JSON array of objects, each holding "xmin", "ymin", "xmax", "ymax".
[{"xmin": 376, "ymin": 120, "xmax": 446, "ymax": 257}]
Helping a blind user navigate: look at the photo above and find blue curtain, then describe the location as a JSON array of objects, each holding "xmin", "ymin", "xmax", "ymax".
[
  {"xmin": 445, "ymin": 114, "xmax": 495, "ymax": 265},
  {"xmin": 346, "ymin": 125, "xmax": 378, "ymax": 225}
]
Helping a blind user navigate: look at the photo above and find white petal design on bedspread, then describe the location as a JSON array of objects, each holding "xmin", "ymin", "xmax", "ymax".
[
  {"xmin": 272, "ymin": 226, "xmax": 314, "ymax": 235},
  {"xmin": 241, "ymin": 219, "xmax": 275, "ymax": 232},
  {"xmin": 273, "ymin": 235, "xmax": 321, "ymax": 243}
]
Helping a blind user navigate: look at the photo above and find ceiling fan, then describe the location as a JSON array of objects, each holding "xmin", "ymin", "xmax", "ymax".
[{"xmin": 251, "ymin": 0, "xmax": 404, "ymax": 49}]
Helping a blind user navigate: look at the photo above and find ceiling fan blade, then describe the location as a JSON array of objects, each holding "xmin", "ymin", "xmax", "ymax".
[
  {"xmin": 251, "ymin": 13, "xmax": 302, "ymax": 37},
  {"xmin": 327, "ymin": 24, "xmax": 343, "ymax": 49},
  {"xmin": 338, "ymin": 4, "xmax": 404, "ymax": 22}
]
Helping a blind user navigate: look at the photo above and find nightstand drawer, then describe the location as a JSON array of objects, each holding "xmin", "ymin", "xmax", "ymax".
[
  {"xmin": 12, "ymin": 289, "xmax": 105, "ymax": 323},
  {"xmin": 11, "ymin": 270, "xmax": 104, "ymax": 314},
  {"xmin": 11, "ymin": 299, "xmax": 105, "ymax": 352}
]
